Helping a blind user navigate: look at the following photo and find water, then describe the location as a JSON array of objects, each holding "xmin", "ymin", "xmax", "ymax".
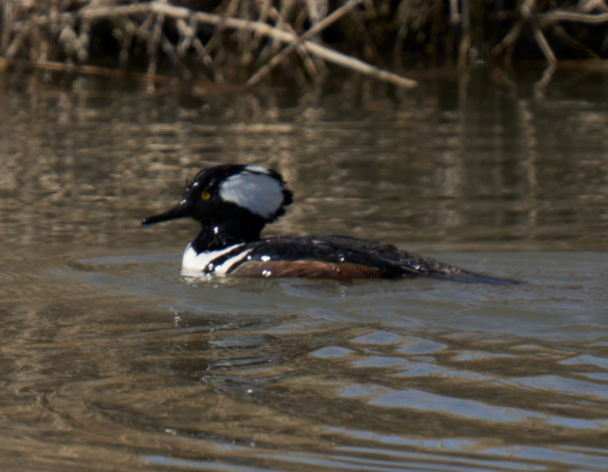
[{"xmin": 1, "ymin": 70, "xmax": 608, "ymax": 471}]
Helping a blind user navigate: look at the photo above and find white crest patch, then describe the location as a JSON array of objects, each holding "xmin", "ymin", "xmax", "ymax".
[
  {"xmin": 219, "ymin": 170, "xmax": 284, "ymax": 218},
  {"xmin": 245, "ymin": 165, "xmax": 271, "ymax": 174}
]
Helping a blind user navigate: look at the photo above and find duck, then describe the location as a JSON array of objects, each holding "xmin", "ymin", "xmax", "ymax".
[{"xmin": 142, "ymin": 164, "xmax": 521, "ymax": 284}]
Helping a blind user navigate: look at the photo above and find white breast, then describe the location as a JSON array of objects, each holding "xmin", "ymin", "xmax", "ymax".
[{"xmin": 181, "ymin": 243, "xmax": 252, "ymax": 277}]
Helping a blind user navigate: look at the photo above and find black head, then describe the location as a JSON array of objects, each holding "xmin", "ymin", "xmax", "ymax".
[{"xmin": 142, "ymin": 164, "xmax": 293, "ymax": 247}]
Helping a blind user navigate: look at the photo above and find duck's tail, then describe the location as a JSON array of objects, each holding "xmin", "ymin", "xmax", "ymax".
[{"xmin": 422, "ymin": 269, "xmax": 524, "ymax": 285}]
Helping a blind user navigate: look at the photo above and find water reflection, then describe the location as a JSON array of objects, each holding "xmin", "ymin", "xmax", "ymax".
[
  {"xmin": 1, "ymin": 71, "xmax": 608, "ymax": 471},
  {"xmin": 2, "ymin": 72, "xmax": 608, "ymax": 252}
]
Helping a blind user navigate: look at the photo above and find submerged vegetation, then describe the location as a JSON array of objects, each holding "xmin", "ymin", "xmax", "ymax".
[{"xmin": 2, "ymin": 0, "xmax": 608, "ymax": 89}]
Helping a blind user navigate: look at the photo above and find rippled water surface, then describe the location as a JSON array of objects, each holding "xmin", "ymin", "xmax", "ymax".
[{"xmin": 1, "ymin": 71, "xmax": 608, "ymax": 471}]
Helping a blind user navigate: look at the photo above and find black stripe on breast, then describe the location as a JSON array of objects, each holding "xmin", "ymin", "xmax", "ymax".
[{"xmin": 203, "ymin": 246, "xmax": 251, "ymax": 273}]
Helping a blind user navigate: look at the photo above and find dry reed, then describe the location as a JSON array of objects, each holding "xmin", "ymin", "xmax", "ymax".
[{"xmin": 2, "ymin": 0, "xmax": 608, "ymax": 89}]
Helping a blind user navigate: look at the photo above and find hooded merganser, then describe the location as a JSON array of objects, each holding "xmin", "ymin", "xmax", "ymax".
[{"xmin": 142, "ymin": 164, "xmax": 521, "ymax": 284}]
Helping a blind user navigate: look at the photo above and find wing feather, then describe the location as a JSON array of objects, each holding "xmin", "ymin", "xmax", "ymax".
[{"xmin": 224, "ymin": 235, "xmax": 521, "ymax": 284}]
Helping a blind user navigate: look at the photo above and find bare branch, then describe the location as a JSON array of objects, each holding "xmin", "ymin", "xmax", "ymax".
[
  {"xmin": 77, "ymin": 1, "xmax": 417, "ymax": 88},
  {"xmin": 536, "ymin": 10, "xmax": 608, "ymax": 25},
  {"xmin": 247, "ymin": 0, "xmax": 366, "ymax": 87}
]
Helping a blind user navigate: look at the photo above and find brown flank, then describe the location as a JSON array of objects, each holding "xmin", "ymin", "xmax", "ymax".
[{"xmin": 229, "ymin": 260, "xmax": 393, "ymax": 279}]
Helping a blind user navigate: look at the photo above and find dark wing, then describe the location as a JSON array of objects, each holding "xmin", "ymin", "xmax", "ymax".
[
  {"xmin": 226, "ymin": 236, "xmax": 408, "ymax": 279},
  {"xmin": 313, "ymin": 235, "xmax": 523, "ymax": 285},
  {"xmin": 224, "ymin": 235, "xmax": 521, "ymax": 284}
]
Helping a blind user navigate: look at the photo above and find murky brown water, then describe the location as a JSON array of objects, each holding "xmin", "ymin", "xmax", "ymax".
[{"xmin": 1, "ymin": 70, "xmax": 608, "ymax": 471}]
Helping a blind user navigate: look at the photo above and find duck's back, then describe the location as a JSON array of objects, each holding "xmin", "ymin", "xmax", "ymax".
[{"xmin": 203, "ymin": 235, "xmax": 520, "ymax": 284}]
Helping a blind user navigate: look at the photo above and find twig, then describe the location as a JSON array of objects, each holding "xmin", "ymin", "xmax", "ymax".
[
  {"xmin": 491, "ymin": 19, "xmax": 523, "ymax": 56},
  {"xmin": 78, "ymin": 1, "xmax": 417, "ymax": 88},
  {"xmin": 348, "ymin": 3, "xmax": 384, "ymax": 66},
  {"xmin": 532, "ymin": 20, "xmax": 556, "ymax": 64},
  {"xmin": 250, "ymin": 0, "xmax": 272, "ymax": 54},
  {"xmin": 1, "ymin": 0, "xmax": 12, "ymax": 56},
  {"xmin": 77, "ymin": 19, "xmax": 91, "ymax": 63},
  {"xmin": 449, "ymin": 0, "xmax": 460, "ymax": 23},
  {"xmin": 521, "ymin": 0, "xmax": 556, "ymax": 65},
  {"xmin": 58, "ymin": 25, "xmax": 77, "ymax": 56},
  {"xmin": 246, "ymin": 0, "xmax": 365, "ymax": 87},
  {"xmin": 194, "ymin": 38, "xmax": 225, "ymax": 83},
  {"xmin": 294, "ymin": 4, "xmax": 310, "ymax": 32},
  {"xmin": 536, "ymin": 10, "xmax": 608, "ymax": 25},
  {"xmin": 306, "ymin": 0, "xmax": 328, "ymax": 24},
  {"xmin": 198, "ymin": 3, "xmax": 417, "ymax": 87},
  {"xmin": 161, "ymin": 32, "xmax": 185, "ymax": 71},
  {"xmin": 118, "ymin": 21, "xmax": 135, "ymax": 69},
  {"xmin": 251, "ymin": 0, "xmax": 318, "ymax": 78},
  {"xmin": 147, "ymin": 13, "xmax": 164, "ymax": 90},
  {"xmin": 136, "ymin": 11, "xmax": 157, "ymax": 41},
  {"xmin": 192, "ymin": 19, "xmax": 225, "ymax": 83},
  {"xmin": 6, "ymin": 57, "xmax": 170, "ymax": 80},
  {"xmin": 3, "ymin": 57, "xmax": 246, "ymax": 92},
  {"xmin": 5, "ymin": 24, "xmax": 28, "ymax": 59},
  {"xmin": 238, "ymin": 0, "xmax": 252, "ymax": 66},
  {"xmin": 269, "ymin": 0, "xmax": 294, "ymax": 57},
  {"xmin": 174, "ymin": 17, "xmax": 223, "ymax": 82},
  {"xmin": 459, "ymin": 0, "xmax": 470, "ymax": 70},
  {"xmin": 392, "ymin": 0, "xmax": 412, "ymax": 68},
  {"xmin": 205, "ymin": 0, "xmax": 242, "ymax": 56},
  {"xmin": 533, "ymin": 63, "xmax": 556, "ymax": 99},
  {"xmin": 176, "ymin": 18, "xmax": 193, "ymax": 57},
  {"xmin": 552, "ymin": 24, "xmax": 598, "ymax": 58}
]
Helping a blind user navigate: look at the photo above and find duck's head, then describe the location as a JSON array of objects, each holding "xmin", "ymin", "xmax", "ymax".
[{"xmin": 142, "ymin": 164, "xmax": 293, "ymax": 241}]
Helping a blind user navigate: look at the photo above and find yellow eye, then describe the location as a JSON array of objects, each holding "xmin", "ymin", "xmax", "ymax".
[{"xmin": 201, "ymin": 191, "xmax": 211, "ymax": 201}]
